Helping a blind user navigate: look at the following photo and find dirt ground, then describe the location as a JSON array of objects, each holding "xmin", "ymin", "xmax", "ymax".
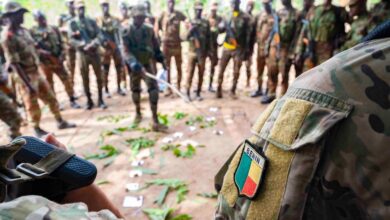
[{"xmin": 0, "ymin": 46, "xmax": 296, "ymax": 219}]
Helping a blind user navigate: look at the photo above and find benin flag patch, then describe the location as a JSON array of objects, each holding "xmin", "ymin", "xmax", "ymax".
[{"xmin": 234, "ymin": 141, "xmax": 267, "ymax": 199}]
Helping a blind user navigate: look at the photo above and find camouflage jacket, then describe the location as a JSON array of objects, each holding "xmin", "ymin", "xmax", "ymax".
[
  {"xmin": 207, "ymin": 13, "xmax": 222, "ymax": 53},
  {"xmin": 370, "ymin": 1, "xmax": 390, "ymax": 28},
  {"xmin": 58, "ymin": 14, "xmax": 75, "ymax": 51},
  {"xmin": 222, "ymin": 10, "xmax": 251, "ymax": 55},
  {"xmin": 157, "ymin": 10, "xmax": 186, "ymax": 46},
  {"xmin": 121, "ymin": 23, "xmax": 161, "ymax": 65},
  {"xmin": 119, "ymin": 16, "xmax": 131, "ymax": 28},
  {"xmin": 255, "ymin": 11, "xmax": 274, "ymax": 52},
  {"xmin": 293, "ymin": 6, "xmax": 315, "ymax": 57},
  {"xmin": 0, "ymin": 26, "xmax": 40, "ymax": 72},
  {"xmin": 68, "ymin": 16, "xmax": 101, "ymax": 52},
  {"xmin": 215, "ymin": 38, "xmax": 390, "ymax": 219},
  {"xmin": 0, "ymin": 195, "xmax": 120, "ymax": 220},
  {"xmin": 186, "ymin": 18, "xmax": 211, "ymax": 57},
  {"xmin": 277, "ymin": 7, "xmax": 298, "ymax": 47},
  {"xmin": 30, "ymin": 25, "xmax": 64, "ymax": 64},
  {"xmin": 96, "ymin": 15, "xmax": 121, "ymax": 45},
  {"xmin": 145, "ymin": 12, "xmax": 156, "ymax": 27},
  {"xmin": 247, "ymin": 13, "xmax": 257, "ymax": 56},
  {"xmin": 341, "ymin": 14, "xmax": 370, "ymax": 51}
]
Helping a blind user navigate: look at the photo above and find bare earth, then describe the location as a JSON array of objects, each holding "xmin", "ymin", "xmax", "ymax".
[{"xmin": 0, "ymin": 49, "xmax": 296, "ymax": 219}]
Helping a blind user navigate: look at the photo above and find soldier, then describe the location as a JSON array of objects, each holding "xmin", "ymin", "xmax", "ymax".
[
  {"xmin": 216, "ymin": 0, "xmax": 251, "ymax": 99},
  {"xmin": 341, "ymin": 0, "xmax": 370, "ymax": 50},
  {"xmin": 144, "ymin": 0, "xmax": 155, "ymax": 26},
  {"xmin": 68, "ymin": 0, "xmax": 107, "ymax": 110},
  {"xmin": 156, "ymin": 0, "xmax": 186, "ymax": 96},
  {"xmin": 296, "ymin": 0, "xmax": 347, "ymax": 72},
  {"xmin": 119, "ymin": 1, "xmax": 131, "ymax": 27},
  {"xmin": 97, "ymin": 0, "xmax": 126, "ymax": 98},
  {"xmin": 1, "ymin": 1, "xmax": 75, "ymax": 137},
  {"xmin": 250, "ymin": 0, "xmax": 274, "ymax": 98},
  {"xmin": 58, "ymin": 0, "xmax": 77, "ymax": 89},
  {"xmin": 214, "ymin": 27, "xmax": 390, "ymax": 220},
  {"xmin": 206, "ymin": 1, "xmax": 222, "ymax": 93},
  {"xmin": 292, "ymin": 0, "xmax": 315, "ymax": 78},
  {"xmin": 121, "ymin": 4, "xmax": 167, "ymax": 132},
  {"xmin": 185, "ymin": 1, "xmax": 210, "ymax": 101},
  {"xmin": 370, "ymin": 0, "xmax": 390, "ymax": 28},
  {"xmin": 30, "ymin": 10, "xmax": 81, "ymax": 109},
  {"xmin": 244, "ymin": 0, "xmax": 256, "ymax": 88}
]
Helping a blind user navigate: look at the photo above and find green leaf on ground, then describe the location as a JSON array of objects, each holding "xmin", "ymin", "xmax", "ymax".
[
  {"xmin": 185, "ymin": 115, "xmax": 204, "ymax": 126},
  {"xmin": 197, "ymin": 192, "xmax": 218, "ymax": 199},
  {"xmin": 171, "ymin": 214, "xmax": 192, "ymax": 220},
  {"xmin": 161, "ymin": 144, "xmax": 181, "ymax": 151},
  {"xmin": 96, "ymin": 180, "xmax": 111, "ymax": 185},
  {"xmin": 126, "ymin": 137, "xmax": 155, "ymax": 156},
  {"xmin": 143, "ymin": 207, "xmax": 174, "ymax": 220},
  {"xmin": 135, "ymin": 167, "xmax": 158, "ymax": 175},
  {"xmin": 173, "ymin": 112, "xmax": 188, "ymax": 120},
  {"xmin": 84, "ymin": 145, "xmax": 120, "ymax": 160},
  {"xmin": 173, "ymin": 144, "xmax": 196, "ymax": 159},
  {"xmin": 144, "ymin": 179, "xmax": 189, "ymax": 204},
  {"xmin": 158, "ymin": 113, "xmax": 170, "ymax": 126},
  {"xmin": 97, "ymin": 114, "xmax": 130, "ymax": 123},
  {"xmin": 155, "ymin": 186, "xmax": 170, "ymax": 206}
]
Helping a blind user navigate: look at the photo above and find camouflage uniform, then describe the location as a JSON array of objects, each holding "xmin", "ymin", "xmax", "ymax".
[
  {"xmin": 1, "ymin": 26, "xmax": 63, "ymax": 129},
  {"xmin": 207, "ymin": 10, "xmax": 222, "ymax": 91},
  {"xmin": 157, "ymin": 10, "xmax": 186, "ymax": 91},
  {"xmin": 0, "ymin": 90, "xmax": 22, "ymax": 139},
  {"xmin": 253, "ymin": 11, "xmax": 274, "ymax": 96},
  {"xmin": 214, "ymin": 38, "xmax": 390, "ymax": 219},
  {"xmin": 370, "ymin": 0, "xmax": 390, "ymax": 29},
  {"xmin": 121, "ymin": 7, "xmax": 163, "ymax": 127},
  {"xmin": 186, "ymin": 14, "xmax": 211, "ymax": 99},
  {"xmin": 296, "ymin": 4, "xmax": 347, "ymax": 72},
  {"xmin": 96, "ymin": 14, "xmax": 125, "ymax": 95},
  {"xmin": 244, "ymin": 12, "xmax": 257, "ymax": 88},
  {"xmin": 30, "ymin": 24, "xmax": 77, "ymax": 103},
  {"xmin": 0, "ymin": 195, "xmax": 119, "ymax": 219},
  {"xmin": 217, "ymin": 10, "xmax": 251, "ymax": 98},
  {"xmin": 341, "ymin": 14, "xmax": 370, "ymax": 51},
  {"xmin": 266, "ymin": 6, "xmax": 298, "ymax": 100},
  {"xmin": 58, "ymin": 14, "xmax": 77, "ymax": 88},
  {"xmin": 68, "ymin": 3, "xmax": 105, "ymax": 108}
]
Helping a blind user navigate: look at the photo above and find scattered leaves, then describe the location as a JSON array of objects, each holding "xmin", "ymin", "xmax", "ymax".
[
  {"xmin": 158, "ymin": 113, "xmax": 170, "ymax": 126},
  {"xmin": 197, "ymin": 192, "xmax": 218, "ymax": 199},
  {"xmin": 96, "ymin": 180, "xmax": 111, "ymax": 185},
  {"xmin": 135, "ymin": 167, "xmax": 158, "ymax": 175},
  {"xmin": 97, "ymin": 114, "xmax": 130, "ymax": 123},
  {"xmin": 173, "ymin": 112, "xmax": 188, "ymax": 120},
  {"xmin": 126, "ymin": 137, "xmax": 155, "ymax": 156},
  {"xmin": 84, "ymin": 145, "xmax": 120, "ymax": 160},
  {"xmin": 161, "ymin": 144, "xmax": 180, "ymax": 151},
  {"xmin": 144, "ymin": 179, "xmax": 189, "ymax": 204},
  {"xmin": 173, "ymin": 144, "xmax": 196, "ymax": 159},
  {"xmin": 143, "ymin": 207, "xmax": 192, "ymax": 220}
]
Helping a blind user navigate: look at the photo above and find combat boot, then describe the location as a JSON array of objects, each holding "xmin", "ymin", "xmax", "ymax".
[
  {"xmin": 195, "ymin": 93, "xmax": 203, "ymax": 101},
  {"xmin": 117, "ymin": 88, "xmax": 126, "ymax": 96},
  {"xmin": 250, "ymin": 89, "xmax": 263, "ymax": 98},
  {"xmin": 70, "ymin": 97, "xmax": 81, "ymax": 109},
  {"xmin": 98, "ymin": 99, "xmax": 108, "ymax": 109},
  {"xmin": 208, "ymin": 86, "xmax": 216, "ymax": 93},
  {"xmin": 34, "ymin": 127, "xmax": 49, "ymax": 138},
  {"xmin": 57, "ymin": 119, "xmax": 76, "ymax": 129},
  {"xmin": 261, "ymin": 94, "xmax": 276, "ymax": 104},
  {"xmin": 85, "ymin": 99, "xmax": 94, "ymax": 110},
  {"xmin": 133, "ymin": 113, "xmax": 142, "ymax": 124},
  {"xmin": 229, "ymin": 91, "xmax": 238, "ymax": 100},
  {"xmin": 186, "ymin": 90, "xmax": 192, "ymax": 102},
  {"xmin": 152, "ymin": 122, "xmax": 168, "ymax": 132}
]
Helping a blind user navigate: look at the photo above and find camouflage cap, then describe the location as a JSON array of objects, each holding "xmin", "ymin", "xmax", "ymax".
[
  {"xmin": 132, "ymin": 4, "xmax": 146, "ymax": 17},
  {"xmin": 32, "ymin": 9, "xmax": 45, "ymax": 19},
  {"xmin": 211, "ymin": 1, "xmax": 219, "ymax": 10},
  {"xmin": 99, "ymin": 0, "xmax": 109, "ymax": 5},
  {"xmin": 194, "ymin": 1, "xmax": 203, "ymax": 9},
  {"xmin": 74, "ymin": 0, "xmax": 85, "ymax": 8},
  {"xmin": 348, "ymin": 0, "xmax": 366, "ymax": 6},
  {"xmin": 2, "ymin": 0, "xmax": 29, "ymax": 17}
]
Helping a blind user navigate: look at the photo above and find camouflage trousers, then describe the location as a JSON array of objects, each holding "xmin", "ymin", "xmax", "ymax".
[
  {"xmin": 40, "ymin": 62, "xmax": 75, "ymax": 99},
  {"xmin": 217, "ymin": 49, "xmax": 243, "ymax": 94},
  {"xmin": 64, "ymin": 47, "xmax": 76, "ymax": 88},
  {"xmin": 267, "ymin": 46, "xmax": 293, "ymax": 96},
  {"xmin": 256, "ymin": 46, "xmax": 267, "ymax": 92},
  {"xmin": 76, "ymin": 51, "xmax": 103, "ymax": 100},
  {"xmin": 130, "ymin": 62, "xmax": 159, "ymax": 115},
  {"xmin": 207, "ymin": 49, "xmax": 219, "ymax": 87},
  {"xmin": 244, "ymin": 54, "xmax": 253, "ymax": 86},
  {"xmin": 15, "ymin": 70, "xmax": 62, "ymax": 128},
  {"xmin": 186, "ymin": 55, "xmax": 206, "ymax": 94},
  {"xmin": 303, "ymin": 42, "xmax": 333, "ymax": 72},
  {"xmin": 101, "ymin": 48, "xmax": 125, "ymax": 92},
  {"xmin": 0, "ymin": 90, "xmax": 22, "ymax": 138},
  {"xmin": 163, "ymin": 44, "xmax": 183, "ymax": 90}
]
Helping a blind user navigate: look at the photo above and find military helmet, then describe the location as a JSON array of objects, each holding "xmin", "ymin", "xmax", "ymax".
[
  {"xmin": 348, "ymin": 0, "xmax": 366, "ymax": 6},
  {"xmin": 194, "ymin": 1, "xmax": 203, "ymax": 10},
  {"xmin": 32, "ymin": 9, "xmax": 45, "ymax": 19},
  {"xmin": 2, "ymin": 0, "xmax": 28, "ymax": 17},
  {"xmin": 74, "ymin": 0, "xmax": 85, "ymax": 8},
  {"xmin": 99, "ymin": 0, "xmax": 109, "ymax": 5},
  {"xmin": 132, "ymin": 4, "xmax": 146, "ymax": 17}
]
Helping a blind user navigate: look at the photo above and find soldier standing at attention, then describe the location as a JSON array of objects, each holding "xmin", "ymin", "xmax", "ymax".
[
  {"xmin": 216, "ymin": 0, "xmax": 250, "ymax": 99},
  {"xmin": 144, "ymin": 0, "xmax": 155, "ymax": 26},
  {"xmin": 1, "ymin": 1, "xmax": 76, "ymax": 137},
  {"xmin": 58, "ymin": 0, "xmax": 77, "ymax": 89},
  {"xmin": 97, "ymin": 0, "xmax": 126, "ymax": 98},
  {"xmin": 370, "ymin": 0, "xmax": 390, "ymax": 29},
  {"xmin": 30, "ymin": 10, "xmax": 81, "ymax": 109},
  {"xmin": 206, "ymin": 1, "xmax": 222, "ymax": 93},
  {"xmin": 68, "ymin": 0, "xmax": 107, "ymax": 110},
  {"xmin": 341, "ymin": 0, "xmax": 370, "ymax": 51},
  {"xmin": 297, "ymin": 0, "xmax": 347, "ymax": 72},
  {"xmin": 293, "ymin": 0, "xmax": 315, "ymax": 78},
  {"xmin": 250, "ymin": 0, "xmax": 274, "ymax": 98},
  {"xmin": 121, "ymin": 4, "xmax": 167, "ymax": 132},
  {"xmin": 261, "ymin": 0, "xmax": 298, "ymax": 104},
  {"xmin": 185, "ymin": 1, "xmax": 210, "ymax": 101},
  {"xmin": 214, "ymin": 25, "xmax": 390, "ymax": 220},
  {"xmin": 244, "ymin": 0, "xmax": 256, "ymax": 88},
  {"xmin": 156, "ymin": 0, "xmax": 186, "ymax": 96}
]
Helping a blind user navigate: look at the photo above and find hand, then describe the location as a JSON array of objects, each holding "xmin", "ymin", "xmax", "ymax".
[
  {"xmin": 130, "ymin": 61, "xmax": 142, "ymax": 73},
  {"xmin": 43, "ymin": 133, "xmax": 67, "ymax": 151}
]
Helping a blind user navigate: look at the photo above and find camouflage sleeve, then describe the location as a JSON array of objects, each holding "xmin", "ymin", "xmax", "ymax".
[
  {"xmin": 68, "ymin": 20, "xmax": 86, "ymax": 49},
  {"xmin": 177, "ymin": 11, "xmax": 187, "ymax": 22},
  {"xmin": 1, "ymin": 35, "xmax": 20, "ymax": 64},
  {"xmin": 119, "ymin": 27, "xmax": 136, "ymax": 64},
  {"xmin": 206, "ymin": 21, "xmax": 211, "ymax": 52},
  {"xmin": 0, "ymin": 196, "xmax": 120, "ymax": 220},
  {"xmin": 90, "ymin": 19, "xmax": 103, "ymax": 47}
]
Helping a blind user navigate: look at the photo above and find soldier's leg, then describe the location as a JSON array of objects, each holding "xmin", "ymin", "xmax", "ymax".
[
  {"xmin": 174, "ymin": 47, "xmax": 183, "ymax": 91},
  {"xmin": 101, "ymin": 53, "xmax": 111, "ymax": 95},
  {"xmin": 262, "ymin": 47, "xmax": 278, "ymax": 104},
  {"xmin": 41, "ymin": 65, "xmax": 55, "ymax": 93},
  {"xmin": 245, "ymin": 56, "xmax": 252, "ymax": 87},
  {"xmin": 186, "ymin": 56, "xmax": 197, "ymax": 99},
  {"xmin": 163, "ymin": 45, "xmax": 173, "ymax": 96},
  {"xmin": 209, "ymin": 51, "xmax": 218, "ymax": 92},
  {"xmin": 17, "ymin": 78, "xmax": 41, "ymax": 128},
  {"xmin": 113, "ymin": 50, "xmax": 125, "ymax": 95},
  {"xmin": 231, "ymin": 56, "xmax": 243, "ymax": 96},
  {"xmin": 65, "ymin": 48, "xmax": 76, "ymax": 88},
  {"xmin": 196, "ymin": 57, "xmax": 206, "ymax": 100},
  {"xmin": 216, "ymin": 50, "xmax": 232, "ymax": 98},
  {"xmin": 279, "ymin": 47, "xmax": 291, "ymax": 95},
  {"xmin": 77, "ymin": 52, "xmax": 93, "ymax": 108},
  {"xmin": 90, "ymin": 55, "xmax": 107, "ymax": 109},
  {"xmin": 130, "ymin": 71, "xmax": 142, "ymax": 123},
  {"xmin": 54, "ymin": 65, "xmax": 81, "ymax": 109},
  {"xmin": 252, "ymin": 51, "xmax": 266, "ymax": 97},
  {"xmin": 0, "ymin": 92, "xmax": 22, "ymax": 138}
]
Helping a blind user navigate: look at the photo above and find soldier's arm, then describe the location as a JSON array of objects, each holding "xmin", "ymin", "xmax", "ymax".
[
  {"xmin": 119, "ymin": 28, "xmax": 136, "ymax": 64},
  {"xmin": 67, "ymin": 21, "xmax": 86, "ymax": 49},
  {"xmin": 206, "ymin": 21, "xmax": 211, "ymax": 51},
  {"xmin": 177, "ymin": 11, "xmax": 187, "ymax": 22},
  {"xmin": 89, "ymin": 19, "xmax": 103, "ymax": 48}
]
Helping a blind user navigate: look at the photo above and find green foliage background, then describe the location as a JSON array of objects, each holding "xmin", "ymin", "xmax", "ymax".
[{"xmin": 3, "ymin": 0, "xmax": 382, "ymax": 27}]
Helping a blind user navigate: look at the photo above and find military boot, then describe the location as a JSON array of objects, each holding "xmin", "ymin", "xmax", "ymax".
[
  {"xmin": 57, "ymin": 119, "xmax": 76, "ymax": 129},
  {"xmin": 195, "ymin": 92, "xmax": 203, "ymax": 101},
  {"xmin": 250, "ymin": 89, "xmax": 263, "ymax": 98},
  {"xmin": 151, "ymin": 105, "xmax": 168, "ymax": 132},
  {"xmin": 70, "ymin": 96, "xmax": 81, "ymax": 109},
  {"xmin": 186, "ymin": 90, "xmax": 192, "ymax": 102},
  {"xmin": 261, "ymin": 94, "xmax": 276, "ymax": 104},
  {"xmin": 34, "ymin": 127, "xmax": 49, "ymax": 138},
  {"xmin": 85, "ymin": 98, "xmax": 94, "ymax": 110},
  {"xmin": 117, "ymin": 88, "xmax": 126, "ymax": 96},
  {"xmin": 98, "ymin": 99, "xmax": 107, "ymax": 109}
]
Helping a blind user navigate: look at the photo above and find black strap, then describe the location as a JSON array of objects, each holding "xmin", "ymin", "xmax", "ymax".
[{"xmin": 361, "ymin": 20, "xmax": 390, "ymax": 42}]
